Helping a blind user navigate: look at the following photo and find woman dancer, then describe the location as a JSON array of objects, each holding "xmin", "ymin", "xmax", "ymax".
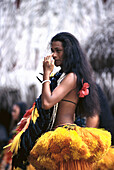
[{"xmin": 8, "ymin": 32, "xmax": 111, "ymax": 170}]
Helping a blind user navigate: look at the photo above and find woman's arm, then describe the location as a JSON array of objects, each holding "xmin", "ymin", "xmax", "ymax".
[
  {"xmin": 86, "ymin": 114, "xmax": 99, "ymax": 128},
  {"xmin": 42, "ymin": 55, "xmax": 77, "ymax": 110}
]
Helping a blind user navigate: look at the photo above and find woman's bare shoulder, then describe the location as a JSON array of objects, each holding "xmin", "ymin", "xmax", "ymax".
[
  {"xmin": 64, "ymin": 72, "xmax": 77, "ymax": 83},
  {"xmin": 60, "ymin": 72, "xmax": 77, "ymax": 89},
  {"xmin": 67, "ymin": 72, "xmax": 77, "ymax": 78}
]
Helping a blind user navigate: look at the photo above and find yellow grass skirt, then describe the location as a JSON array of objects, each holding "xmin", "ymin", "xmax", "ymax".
[
  {"xmin": 93, "ymin": 146, "xmax": 114, "ymax": 170},
  {"xmin": 28, "ymin": 124, "xmax": 111, "ymax": 170}
]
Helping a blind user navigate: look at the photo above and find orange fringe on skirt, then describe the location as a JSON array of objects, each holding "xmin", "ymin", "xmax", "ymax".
[
  {"xmin": 28, "ymin": 157, "xmax": 93, "ymax": 170},
  {"xmin": 58, "ymin": 160, "xmax": 93, "ymax": 170}
]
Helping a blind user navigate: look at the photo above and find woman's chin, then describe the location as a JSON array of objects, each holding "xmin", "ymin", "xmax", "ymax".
[
  {"xmin": 55, "ymin": 62, "xmax": 62, "ymax": 67},
  {"xmin": 55, "ymin": 64, "xmax": 60, "ymax": 67}
]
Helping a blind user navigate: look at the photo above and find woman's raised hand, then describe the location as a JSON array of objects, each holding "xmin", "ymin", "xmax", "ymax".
[{"xmin": 43, "ymin": 53, "xmax": 54, "ymax": 74}]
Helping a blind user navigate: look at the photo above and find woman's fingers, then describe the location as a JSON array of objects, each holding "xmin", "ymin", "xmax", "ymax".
[
  {"xmin": 44, "ymin": 57, "xmax": 46, "ymax": 62},
  {"xmin": 43, "ymin": 54, "xmax": 54, "ymax": 73},
  {"xmin": 44, "ymin": 54, "xmax": 53, "ymax": 64},
  {"xmin": 51, "ymin": 59, "xmax": 54, "ymax": 65}
]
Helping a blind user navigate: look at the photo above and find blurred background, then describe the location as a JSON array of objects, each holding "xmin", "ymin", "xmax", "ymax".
[{"xmin": 0, "ymin": 0, "xmax": 114, "ymax": 158}]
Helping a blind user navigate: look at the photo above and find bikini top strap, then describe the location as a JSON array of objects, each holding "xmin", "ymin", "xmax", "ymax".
[{"xmin": 61, "ymin": 99, "xmax": 77, "ymax": 105}]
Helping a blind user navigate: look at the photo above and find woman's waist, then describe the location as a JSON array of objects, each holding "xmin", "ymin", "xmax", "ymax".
[
  {"xmin": 52, "ymin": 106, "xmax": 75, "ymax": 130},
  {"xmin": 53, "ymin": 116, "xmax": 74, "ymax": 130},
  {"xmin": 53, "ymin": 122, "xmax": 75, "ymax": 130}
]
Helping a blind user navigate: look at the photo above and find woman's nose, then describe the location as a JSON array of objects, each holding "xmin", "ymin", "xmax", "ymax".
[{"xmin": 53, "ymin": 52, "xmax": 57, "ymax": 58}]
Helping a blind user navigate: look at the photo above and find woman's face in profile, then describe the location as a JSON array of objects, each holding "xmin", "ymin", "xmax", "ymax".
[
  {"xmin": 51, "ymin": 41, "xmax": 64, "ymax": 67},
  {"xmin": 11, "ymin": 104, "xmax": 20, "ymax": 121}
]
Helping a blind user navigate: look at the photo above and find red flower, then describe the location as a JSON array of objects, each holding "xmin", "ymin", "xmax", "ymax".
[{"xmin": 78, "ymin": 82, "xmax": 90, "ymax": 98}]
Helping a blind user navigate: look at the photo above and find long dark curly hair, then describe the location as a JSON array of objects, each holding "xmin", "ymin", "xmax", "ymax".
[{"xmin": 51, "ymin": 32, "xmax": 100, "ymax": 117}]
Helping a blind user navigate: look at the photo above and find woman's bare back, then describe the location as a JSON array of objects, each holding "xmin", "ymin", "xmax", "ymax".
[{"xmin": 53, "ymin": 88, "xmax": 78, "ymax": 127}]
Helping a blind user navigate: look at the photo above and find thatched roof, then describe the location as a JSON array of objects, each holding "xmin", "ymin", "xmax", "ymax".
[{"xmin": 85, "ymin": 16, "xmax": 114, "ymax": 112}]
